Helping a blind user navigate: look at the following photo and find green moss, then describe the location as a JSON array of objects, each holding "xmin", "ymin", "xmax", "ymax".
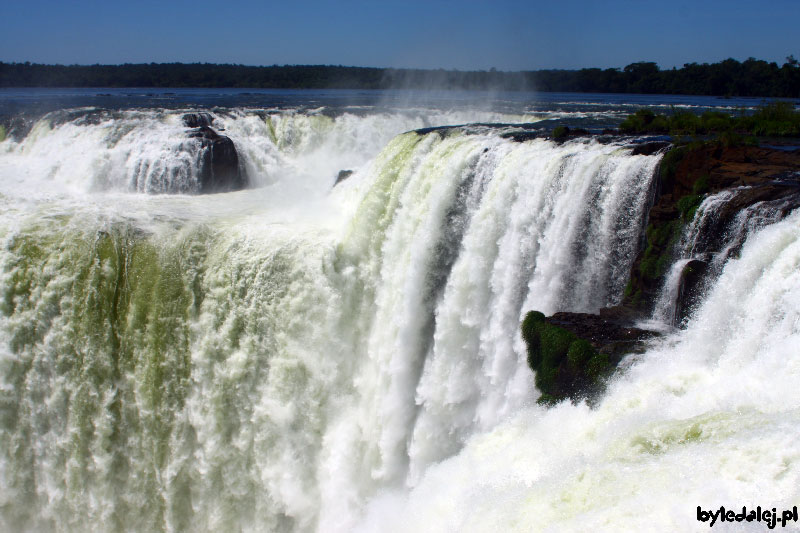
[
  {"xmin": 649, "ymin": 115, "xmax": 670, "ymax": 132},
  {"xmin": 639, "ymin": 220, "xmax": 682, "ymax": 281},
  {"xmin": 521, "ymin": 310, "xmax": 545, "ymax": 340},
  {"xmin": 627, "ymin": 140, "xmax": 715, "ymax": 312},
  {"xmin": 701, "ymin": 111, "xmax": 734, "ymax": 132},
  {"xmin": 534, "ymin": 365, "xmax": 558, "ymax": 396},
  {"xmin": 567, "ymin": 339, "xmax": 594, "ymax": 369},
  {"xmin": 620, "ymin": 108, "xmax": 660, "ymax": 133},
  {"xmin": 629, "ymin": 288, "xmax": 643, "ymax": 307},
  {"xmin": 521, "ymin": 310, "xmax": 545, "ymax": 368},
  {"xmin": 539, "ymin": 324, "xmax": 576, "ymax": 367},
  {"xmin": 536, "ymin": 392, "xmax": 559, "ymax": 406},
  {"xmin": 0, "ymin": 124, "xmax": 6, "ymax": 142},
  {"xmin": 658, "ymin": 145, "xmax": 685, "ymax": 189},
  {"xmin": 265, "ymin": 116, "xmax": 277, "ymax": 144},
  {"xmin": 677, "ymin": 194, "xmax": 704, "ymax": 221},
  {"xmin": 586, "ymin": 352, "xmax": 611, "ymax": 381},
  {"xmin": 623, "ymin": 280, "xmax": 634, "ymax": 299},
  {"xmin": 691, "ymin": 173, "xmax": 710, "ymax": 195},
  {"xmin": 2, "ymin": 221, "xmax": 212, "ymax": 478}
]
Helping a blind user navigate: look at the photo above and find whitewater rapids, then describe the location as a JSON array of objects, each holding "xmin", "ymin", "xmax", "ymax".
[{"xmin": 0, "ymin": 107, "xmax": 798, "ymax": 532}]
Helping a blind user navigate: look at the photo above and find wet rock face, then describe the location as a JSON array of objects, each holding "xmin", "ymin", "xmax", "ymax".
[
  {"xmin": 548, "ymin": 310, "xmax": 660, "ymax": 355},
  {"xmin": 182, "ymin": 114, "xmax": 247, "ymax": 193},
  {"xmin": 675, "ymin": 259, "xmax": 709, "ymax": 324},
  {"xmin": 626, "ymin": 142, "xmax": 800, "ymax": 314}
]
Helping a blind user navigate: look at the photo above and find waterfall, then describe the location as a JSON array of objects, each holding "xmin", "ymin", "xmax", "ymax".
[
  {"xmin": 0, "ymin": 122, "xmax": 664, "ymax": 532},
  {"xmin": 651, "ymin": 190, "xmax": 737, "ymax": 325},
  {"xmin": 652, "ymin": 187, "xmax": 794, "ymax": 326},
  {"xmin": 2, "ymin": 99, "xmax": 798, "ymax": 532},
  {"xmin": 356, "ymin": 210, "xmax": 800, "ymax": 532},
  {"xmin": 0, "ymin": 108, "xmax": 543, "ymax": 195}
]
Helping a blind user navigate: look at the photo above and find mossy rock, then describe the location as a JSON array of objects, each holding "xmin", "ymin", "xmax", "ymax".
[
  {"xmin": 521, "ymin": 310, "xmax": 614, "ymax": 405},
  {"xmin": 567, "ymin": 339, "xmax": 595, "ymax": 369}
]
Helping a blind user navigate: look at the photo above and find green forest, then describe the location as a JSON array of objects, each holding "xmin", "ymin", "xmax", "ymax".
[{"xmin": 1, "ymin": 57, "xmax": 799, "ymax": 97}]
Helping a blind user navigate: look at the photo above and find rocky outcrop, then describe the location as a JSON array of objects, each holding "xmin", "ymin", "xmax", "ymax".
[
  {"xmin": 549, "ymin": 309, "xmax": 660, "ymax": 356},
  {"xmin": 630, "ymin": 140, "xmax": 670, "ymax": 156},
  {"xmin": 182, "ymin": 113, "xmax": 247, "ymax": 193},
  {"xmin": 551, "ymin": 126, "xmax": 590, "ymax": 142},
  {"xmin": 625, "ymin": 142, "xmax": 800, "ymax": 313},
  {"xmin": 334, "ymin": 169, "xmax": 354, "ymax": 186},
  {"xmin": 673, "ymin": 259, "xmax": 709, "ymax": 324},
  {"xmin": 521, "ymin": 309, "xmax": 659, "ymax": 405},
  {"xmin": 182, "ymin": 112, "xmax": 214, "ymax": 129}
]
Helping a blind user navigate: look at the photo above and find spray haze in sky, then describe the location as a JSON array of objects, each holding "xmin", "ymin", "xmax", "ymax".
[{"xmin": 1, "ymin": 0, "xmax": 798, "ymax": 70}]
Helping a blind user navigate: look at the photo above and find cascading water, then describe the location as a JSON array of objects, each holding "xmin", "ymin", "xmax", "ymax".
[
  {"xmin": 653, "ymin": 187, "xmax": 796, "ymax": 326},
  {"xmin": 0, "ymin": 97, "xmax": 797, "ymax": 532},
  {"xmin": 0, "ymin": 107, "xmax": 542, "ymax": 195},
  {"xmin": 652, "ymin": 190, "xmax": 737, "ymax": 326},
  {"xmin": 356, "ymin": 210, "xmax": 800, "ymax": 532}
]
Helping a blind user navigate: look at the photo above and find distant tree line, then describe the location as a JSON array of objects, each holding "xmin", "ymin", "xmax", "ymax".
[{"xmin": 1, "ymin": 57, "xmax": 799, "ymax": 97}]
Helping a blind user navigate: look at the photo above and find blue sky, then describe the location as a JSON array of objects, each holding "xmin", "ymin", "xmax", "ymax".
[{"xmin": 2, "ymin": 0, "xmax": 798, "ymax": 70}]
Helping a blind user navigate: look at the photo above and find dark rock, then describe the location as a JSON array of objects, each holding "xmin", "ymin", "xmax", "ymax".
[
  {"xmin": 413, "ymin": 125, "xmax": 458, "ymax": 136},
  {"xmin": 182, "ymin": 113, "xmax": 214, "ymax": 129},
  {"xmin": 631, "ymin": 140, "xmax": 670, "ymax": 156},
  {"xmin": 502, "ymin": 130, "xmax": 543, "ymax": 143},
  {"xmin": 551, "ymin": 126, "xmax": 590, "ymax": 143},
  {"xmin": 691, "ymin": 184, "xmax": 800, "ymax": 254},
  {"xmin": 547, "ymin": 311, "xmax": 660, "ymax": 351},
  {"xmin": 187, "ymin": 125, "xmax": 247, "ymax": 193},
  {"xmin": 334, "ymin": 169, "xmax": 354, "ymax": 186},
  {"xmin": 552, "ymin": 126, "xmax": 570, "ymax": 141},
  {"xmin": 597, "ymin": 304, "xmax": 642, "ymax": 322},
  {"xmin": 675, "ymin": 259, "xmax": 709, "ymax": 324}
]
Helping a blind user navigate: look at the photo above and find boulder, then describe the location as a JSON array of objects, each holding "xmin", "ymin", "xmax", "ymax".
[
  {"xmin": 334, "ymin": 169, "xmax": 354, "ymax": 185},
  {"xmin": 182, "ymin": 113, "xmax": 214, "ymax": 129},
  {"xmin": 187, "ymin": 125, "xmax": 247, "ymax": 193},
  {"xmin": 675, "ymin": 259, "xmax": 709, "ymax": 324}
]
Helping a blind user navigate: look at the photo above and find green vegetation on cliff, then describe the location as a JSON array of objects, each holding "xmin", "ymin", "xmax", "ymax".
[{"xmin": 624, "ymin": 141, "xmax": 714, "ymax": 310}]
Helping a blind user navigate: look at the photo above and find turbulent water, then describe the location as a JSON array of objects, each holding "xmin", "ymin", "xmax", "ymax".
[{"xmin": 0, "ymin": 91, "xmax": 797, "ymax": 532}]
